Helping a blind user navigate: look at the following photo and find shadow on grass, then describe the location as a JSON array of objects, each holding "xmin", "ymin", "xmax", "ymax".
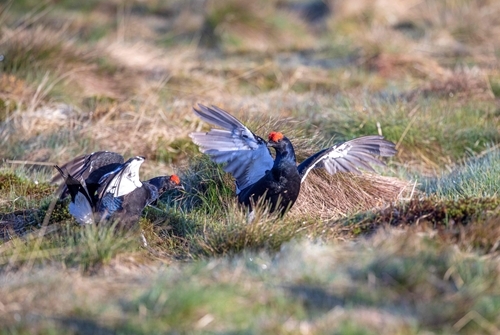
[
  {"xmin": 55, "ymin": 316, "xmax": 116, "ymax": 335},
  {"xmin": 285, "ymin": 284, "xmax": 344, "ymax": 312}
]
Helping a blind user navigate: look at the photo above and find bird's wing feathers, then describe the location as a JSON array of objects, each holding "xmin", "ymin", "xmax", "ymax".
[
  {"xmin": 298, "ymin": 135, "xmax": 397, "ymax": 182},
  {"xmin": 97, "ymin": 157, "xmax": 144, "ymax": 199},
  {"xmin": 97, "ymin": 193, "xmax": 123, "ymax": 221},
  {"xmin": 54, "ymin": 165, "xmax": 95, "ymax": 225},
  {"xmin": 190, "ymin": 104, "xmax": 273, "ymax": 194},
  {"xmin": 69, "ymin": 192, "xmax": 95, "ymax": 225},
  {"xmin": 50, "ymin": 154, "xmax": 87, "ymax": 184},
  {"xmin": 51, "ymin": 151, "xmax": 124, "ymax": 186}
]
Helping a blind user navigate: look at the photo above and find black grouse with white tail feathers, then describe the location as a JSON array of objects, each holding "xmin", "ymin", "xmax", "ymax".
[
  {"xmin": 54, "ymin": 153, "xmax": 182, "ymax": 227},
  {"xmin": 190, "ymin": 104, "xmax": 397, "ymax": 215}
]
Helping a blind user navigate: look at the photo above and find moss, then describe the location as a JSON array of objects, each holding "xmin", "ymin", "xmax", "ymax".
[
  {"xmin": 331, "ymin": 197, "xmax": 500, "ymax": 239},
  {"xmin": 38, "ymin": 198, "xmax": 73, "ymax": 224},
  {"xmin": 0, "ymin": 173, "xmax": 54, "ymax": 200}
]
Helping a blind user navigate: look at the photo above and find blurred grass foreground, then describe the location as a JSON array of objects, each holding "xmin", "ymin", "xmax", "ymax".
[{"xmin": 0, "ymin": 0, "xmax": 499, "ymax": 334}]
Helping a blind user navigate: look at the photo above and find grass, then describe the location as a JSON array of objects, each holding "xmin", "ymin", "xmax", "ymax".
[
  {"xmin": 0, "ymin": 0, "xmax": 499, "ymax": 333},
  {"xmin": 3, "ymin": 232, "xmax": 500, "ymax": 334},
  {"xmin": 423, "ymin": 148, "xmax": 500, "ymax": 199}
]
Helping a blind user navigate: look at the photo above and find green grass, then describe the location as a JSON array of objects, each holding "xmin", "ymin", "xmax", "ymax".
[
  {"xmin": 423, "ymin": 149, "xmax": 500, "ymax": 199},
  {"xmin": 293, "ymin": 96, "xmax": 500, "ymax": 169},
  {"xmin": 1, "ymin": 0, "xmax": 500, "ymax": 333},
  {"xmin": 0, "ymin": 221, "xmax": 142, "ymax": 273},
  {"xmin": 2, "ymin": 234, "xmax": 500, "ymax": 334}
]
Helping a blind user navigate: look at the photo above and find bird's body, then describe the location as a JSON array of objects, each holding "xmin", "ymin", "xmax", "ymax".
[
  {"xmin": 238, "ymin": 136, "xmax": 301, "ymax": 214},
  {"xmin": 54, "ymin": 153, "xmax": 182, "ymax": 227},
  {"xmin": 97, "ymin": 179, "xmax": 158, "ymax": 228},
  {"xmin": 190, "ymin": 104, "xmax": 397, "ymax": 216}
]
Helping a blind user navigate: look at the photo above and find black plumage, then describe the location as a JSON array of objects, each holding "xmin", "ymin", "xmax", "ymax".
[
  {"xmin": 190, "ymin": 104, "xmax": 397, "ymax": 216},
  {"xmin": 54, "ymin": 153, "xmax": 182, "ymax": 227},
  {"xmin": 238, "ymin": 136, "xmax": 301, "ymax": 215},
  {"xmin": 51, "ymin": 151, "xmax": 124, "ymax": 199}
]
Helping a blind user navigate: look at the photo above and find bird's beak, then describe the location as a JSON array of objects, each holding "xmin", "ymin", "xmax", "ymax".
[
  {"xmin": 176, "ymin": 184, "xmax": 185, "ymax": 191},
  {"xmin": 267, "ymin": 141, "xmax": 275, "ymax": 148}
]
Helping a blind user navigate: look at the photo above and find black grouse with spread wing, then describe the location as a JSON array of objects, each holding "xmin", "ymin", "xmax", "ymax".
[
  {"xmin": 54, "ymin": 153, "xmax": 182, "ymax": 226},
  {"xmin": 190, "ymin": 104, "xmax": 397, "ymax": 215}
]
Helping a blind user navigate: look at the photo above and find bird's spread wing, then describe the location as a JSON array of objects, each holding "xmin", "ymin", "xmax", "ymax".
[
  {"xmin": 50, "ymin": 154, "xmax": 87, "ymax": 184},
  {"xmin": 297, "ymin": 135, "xmax": 397, "ymax": 182},
  {"xmin": 189, "ymin": 104, "xmax": 273, "ymax": 194},
  {"xmin": 97, "ymin": 157, "xmax": 144, "ymax": 199},
  {"xmin": 54, "ymin": 165, "xmax": 95, "ymax": 225},
  {"xmin": 51, "ymin": 151, "xmax": 124, "ymax": 184}
]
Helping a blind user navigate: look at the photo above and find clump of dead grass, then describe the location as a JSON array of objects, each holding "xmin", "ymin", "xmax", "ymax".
[{"xmin": 292, "ymin": 170, "xmax": 412, "ymax": 220}]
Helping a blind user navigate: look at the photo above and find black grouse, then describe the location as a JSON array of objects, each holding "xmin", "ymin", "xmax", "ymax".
[
  {"xmin": 55, "ymin": 154, "xmax": 182, "ymax": 227},
  {"xmin": 189, "ymin": 104, "xmax": 397, "ymax": 215}
]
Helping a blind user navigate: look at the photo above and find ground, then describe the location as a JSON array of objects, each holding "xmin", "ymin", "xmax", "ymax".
[{"xmin": 0, "ymin": 0, "xmax": 499, "ymax": 334}]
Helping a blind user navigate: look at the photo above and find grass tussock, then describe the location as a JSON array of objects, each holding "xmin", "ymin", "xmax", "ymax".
[
  {"xmin": 0, "ymin": 0, "xmax": 499, "ymax": 332},
  {"xmin": 293, "ymin": 170, "xmax": 412, "ymax": 219},
  {"xmin": 189, "ymin": 202, "xmax": 305, "ymax": 257}
]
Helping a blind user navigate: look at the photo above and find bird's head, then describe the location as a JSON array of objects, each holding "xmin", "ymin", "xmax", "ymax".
[
  {"xmin": 267, "ymin": 131, "xmax": 285, "ymax": 148},
  {"xmin": 146, "ymin": 174, "xmax": 183, "ymax": 194},
  {"xmin": 168, "ymin": 174, "xmax": 183, "ymax": 190},
  {"xmin": 267, "ymin": 131, "xmax": 297, "ymax": 162}
]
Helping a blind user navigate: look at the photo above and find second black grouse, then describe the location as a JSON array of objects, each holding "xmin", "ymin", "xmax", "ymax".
[{"xmin": 190, "ymin": 104, "xmax": 397, "ymax": 215}]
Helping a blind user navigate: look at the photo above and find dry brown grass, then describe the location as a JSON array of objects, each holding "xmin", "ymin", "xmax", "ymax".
[
  {"xmin": 292, "ymin": 170, "xmax": 412, "ymax": 219},
  {"xmin": 2, "ymin": 0, "xmax": 497, "ymax": 174},
  {"xmin": 205, "ymin": 0, "xmax": 316, "ymax": 52},
  {"xmin": 421, "ymin": 66, "xmax": 495, "ymax": 100},
  {"xmin": 0, "ymin": 74, "xmax": 35, "ymax": 104},
  {"xmin": 437, "ymin": 212, "xmax": 500, "ymax": 253},
  {"xmin": 364, "ymin": 52, "xmax": 448, "ymax": 80}
]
